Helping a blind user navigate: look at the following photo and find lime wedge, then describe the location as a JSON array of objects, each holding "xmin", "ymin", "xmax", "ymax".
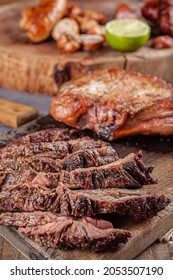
[{"xmin": 105, "ymin": 19, "xmax": 151, "ymax": 52}]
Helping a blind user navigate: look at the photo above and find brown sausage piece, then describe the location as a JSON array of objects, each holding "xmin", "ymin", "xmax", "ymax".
[
  {"xmin": 150, "ymin": 35, "xmax": 173, "ymax": 48},
  {"xmin": 80, "ymin": 10, "xmax": 106, "ymax": 24},
  {"xmin": 19, "ymin": 0, "xmax": 68, "ymax": 43},
  {"xmin": 114, "ymin": 2, "xmax": 137, "ymax": 19},
  {"xmin": 76, "ymin": 16, "xmax": 104, "ymax": 36},
  {"xmin": 57, "ymin": 33, "xmax": 82, "ymax": 53},
  {"xmin": 80, "ymin": 34, "xmax": 104, "ymax": 51},
  {"xmin": 66, "ymin": 2, "xmax": 82, "ymax": 18},
  {"xmin": 52, "ymin": 18, "xmax": 80, "ymax": 41}
]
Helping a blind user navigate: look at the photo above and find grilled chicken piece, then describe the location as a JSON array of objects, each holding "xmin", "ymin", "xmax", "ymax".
[
  {"xmin": 50, "ymin": 68, "xmax": 173, "ymax": 140},
  {"xmin": 114, "ymin": 2, "xmax": 137, "ymax": 19},
  {"xmin": 19, "ymin": 0, "xmax": 67, "ymax": 42}
]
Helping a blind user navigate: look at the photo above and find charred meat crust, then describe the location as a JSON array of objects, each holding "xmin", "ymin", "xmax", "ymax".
[
  {"xmin": 60, "ymin": 151, "xmax": 157, "ymax": 189},
  {"xmin": 50, "ymin": 68, "xmax": 173, "ymax": 140},
  {"xmin": 0, "ymin": 184, "xmax": 169, "ymax": 221}
]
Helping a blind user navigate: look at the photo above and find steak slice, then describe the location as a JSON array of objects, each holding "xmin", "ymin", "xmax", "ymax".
[
  {"xmin": 60, "ymin": 151, "xmax": 157, "ymax": 189},
  {"xmin": 61, "ymin": 146, "xmax": 118, "ymax": 171},
  {"xmin": 50, "ymin": 68, "xmax": 173, "ymax": 140},
  {"xmin": 0, "ymin": 127, "xmax": 83, "ymax": 155},
  {"xmin": 0, "ymin": 136, "xmax": 107, "ymax": 162},
  {"xmin": 0, "ymin": 184, "xmax": 169, "ymax": 221},
  {"xmin": 0, "ymin": 136, "xmax": 110, "ymax": 173},
  {"xmin": 0, "ymin": 211, "xmax": 131, "ymax": 252},
  {"xmin": 0, "ymin": 184, "xmax": 57, "ymax": 212},
  {"xmin": 0, "ymin": 146, "xmax": 118, "ymax": 187},
  {"xmin": 2, "ymin": 150, "xmax": 152, "ymax": 189},
  {"xmin": 17, "ymin": 127, "xmax": 82, "ymax": 144},
  {"xmin": 58, "ymin": 186, "xmax": 170, "ymax": 220},
  {"xmin": 26, "ymin": 145, "xmax": 118, "ymax": 172}
]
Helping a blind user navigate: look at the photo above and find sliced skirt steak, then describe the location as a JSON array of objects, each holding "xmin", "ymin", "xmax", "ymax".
[
  {"xmin": 0, "ymin": 184, "xmax": 169, "ymax": 221},
  {"xmin": 0, "ymin": 211, "xmax": 131, "ymax": 252}
]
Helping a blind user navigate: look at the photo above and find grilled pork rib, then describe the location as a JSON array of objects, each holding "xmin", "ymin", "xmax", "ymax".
[
  {"xmin": 0, "ymin": 212, "xmax": 131, "ymax": 252},
  {"xmin": 50, "ymin": 69, "xmax": 173, "ymax": 140},
  {"xmin": 0, "ymin": 184, "xmax": 169, "ymax": 221}
]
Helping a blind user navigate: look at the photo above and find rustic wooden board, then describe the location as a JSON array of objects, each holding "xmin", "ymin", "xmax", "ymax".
[
  {"xmin": 0, "ymin": 98, "xmax": 38, "ymax": 127},
  {"xmin": 0, "ymin": 115, "xmax": 173, "ymax": 260},
  {"xmin": 0, "ymin": 0, "xmax": 173, "ymax": 95}
]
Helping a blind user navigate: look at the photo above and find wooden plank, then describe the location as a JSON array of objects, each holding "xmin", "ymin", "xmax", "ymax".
[
  {"xmin": 0, "ymin": 0, "xmax": 172, "ymax": 96},
  {"xmin": 0, "ymin": 116, "xmax": 173, "ymax": 260},
  {"xmin": 0, "ymin": 98, "xmax": 38, "ymax": 127}
]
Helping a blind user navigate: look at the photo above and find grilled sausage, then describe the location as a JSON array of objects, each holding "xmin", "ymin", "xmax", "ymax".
[
  {"xmin": 19, "ymin": 0, "xmax": 67, "ymax": 43},
  {"xmin": 52, "ymin": 18, "xmax": 80, "ymax": 41},
  {"xmin": 57, "ymin": 33, "xmax": 82, "ymax": 53},
  {"xmin": 80, "ymin": 34, "xmax": 104, "ymax": 51}
]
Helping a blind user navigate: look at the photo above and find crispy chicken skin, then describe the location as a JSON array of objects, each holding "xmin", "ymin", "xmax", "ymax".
[
  {"xmin": 19, "ymin": 0, "xmax": 67, "ymax": 43},
  {"xmin": 50, "ymin": 69, "xmax": 173, "ymax": 141}
]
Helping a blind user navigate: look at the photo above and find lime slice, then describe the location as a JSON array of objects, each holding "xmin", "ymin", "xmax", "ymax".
[{"xmin": 105, "ymin": 19, "xmax": 151, "ymax": 52}]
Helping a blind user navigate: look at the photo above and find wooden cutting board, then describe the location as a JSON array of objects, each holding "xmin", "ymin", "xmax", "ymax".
[
  {"xmin": 0, "ymin": 116, "xmax": 173, "ymax": 260},
  {"xmin": 0, "ymin": 0, "xmax": 173, "ymax": 95}
]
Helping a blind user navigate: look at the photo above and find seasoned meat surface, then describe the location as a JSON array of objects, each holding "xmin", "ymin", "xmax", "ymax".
[
  {"xmin": 50, "ymin": 68, "xmax": 173, "ymax": 140},
  {"xmin": 60, "ymin": 151, "xmax": 157, "ymax": 189}
]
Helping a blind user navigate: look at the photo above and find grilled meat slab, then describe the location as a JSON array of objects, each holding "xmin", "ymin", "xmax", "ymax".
[
  {"xmin": 0, "ymin": 184, "xmax": 169, "ymax": 221},
  {"xmin": 0, "ymin": 211, "xmax": 131, "ymax": 252},
  {"xmin": 50, "ymin": 69, "xmax": 173, "ymax": 140}
]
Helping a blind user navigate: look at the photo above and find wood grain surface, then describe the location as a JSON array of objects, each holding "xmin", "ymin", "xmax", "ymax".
[
  {"xmin": 0, "ymin": 98, "xmax": 38, "ymax": 127},
  {"xmin": 0, "ymin": 116, "xmax": 173, "ymax": 260},
  {"xmin": 0, "ymin": 0, "xmax": 172, "ymax": 95}
]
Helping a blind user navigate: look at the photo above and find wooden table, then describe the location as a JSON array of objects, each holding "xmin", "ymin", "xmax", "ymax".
[{"xmin": 0, "ymin": 0, "xmax": 173, "ymax": 260}]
